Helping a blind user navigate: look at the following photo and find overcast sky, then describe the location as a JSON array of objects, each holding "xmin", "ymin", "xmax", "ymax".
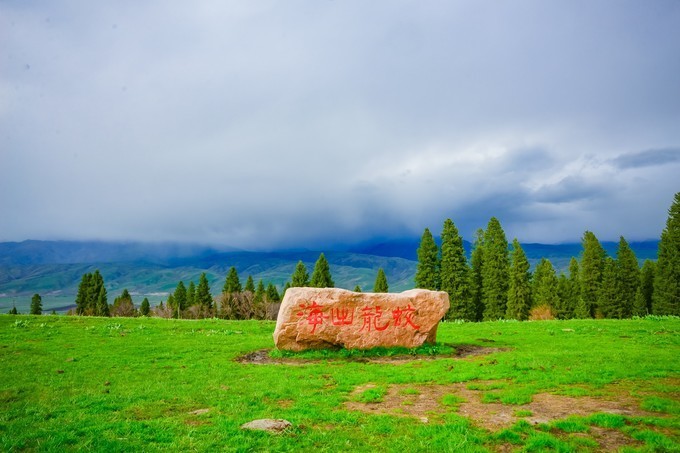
[{"xmin": 1, "ymin": 1, "xmax": 679, "ymax": 250}]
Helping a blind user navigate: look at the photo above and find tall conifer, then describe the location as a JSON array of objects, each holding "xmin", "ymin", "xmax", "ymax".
[
  {"xmin": 532, "ymin": 258, "xmax": 559, "ymax": 313},
  {"xmin": 30, "ymin": 293, "xmax": 42, "ymax": 315},
  {"xmin": 653, "ymin": 192, "xmax": 680, "ymax": 315},
  {"xmin": 310, "ymin": 253, "xmax": 334, "ymax": 288},
  {"xmin": 196, "ymin": 273, "xmax": 213, "ymax": 308},
  {"xmin": 580, "ymin": 231, "xmax": 606, "ymax": 317},
  {"xmin": 187, "ymin": 281, "xmax": 196, "ymax": 307},
  {"xmin": 614, "ymin": 236, "xmax": 639, "ymax": 318},
  {"xmin": 415, "ymin": 228, "xmax": 439, "ymax": 290},
  {"xmin": 634, "ymin": 260, "xmax": 655, "ymax": 316},
  {"xmin": 245, "ymin": 275, "xmax": 255, "ymax": 293},
  {"xmin": 174, "ymin": 281, "xmax": 188, "ymax": 312},
  {"xmin": 373, "ymin": 268, "xmax": 389, "ymax": 292},
  {"xmin": 469, "ymin": 228, "xmax": 485, "ymax": 321},
  {"xmin": 598, "ymin": 257, "xmax": 619, "ymax": 318},
  {"xmin": 481, "ymin": 217, "xmax": 509, "ymax": 320},
  {"xmin": 440, "ymin": 219, "xmax": 473, "ymax": 320},
  {"xmin": 291, "ymin": 261, "xmax": 310, "ymax": 287},
  {"xmin": 224, "ymin": 267, "xmax": 242, "ymax": 293},
  {"xmin": 506, "ymin": 239, "xmax": 532, "ymax": 320}
]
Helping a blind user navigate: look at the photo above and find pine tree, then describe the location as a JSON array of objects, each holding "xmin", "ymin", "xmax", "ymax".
[
  {"xmin": 633, "ymin": 260, "xmax": 655, "ymax": 316},
  {"xmin": 556, "ymin": 274, "xmax": 571, "ymax": 319},
  {"xmin": 30, "ymin": 293, "xmax": 42, "ymax": 315},
  {"xmin": 532, "ymin": 258, "xmax": 559, "ymax": 314},
  {"xmin": 598, "ymin": 257, "xmax": 619, "ymax": 318},
  {"xmin": 373, "ymin": 268, "xmax": 389, "ymax": 292},
  {"xmin": 580, "ymin": 231, "xmax": 606, "ymax": 317},
  {"xmin": 174, "ymin": 281, "xmax": 188, "ymax": 312},
  {"xmin": 506, "ymin": 239, "xmax": 532, "ymax": 321},
  {"xmin": 75, "ymin": 272, "xmax": 92, "ymax": 315},
  {"xmin": 244, "ymin": 275, "xmax": 255, "ymax": 293},
  {"xmin": 564, "ymin": 257, "xmax": 581, "ymax": 319},
  {"xmin": 254, "ymin": 280, "xmax": 266, "ymax": 304},
  {"xmin": 266, "ymin": 283, "xmax": 280, "ymax": 302},
  {"xmin": 291, "ymin": 261, "xmax": 310, "ymax": 287},
  {"xmin": 223, "ymin": 267, "xmax": 242, "ymax": 293},
  {"xmin": 440, "ymin": 219, "xmax": 473, "ymax": 320},
  {"xmin": 354, "ymin": 285, "xmax": 362, "ymax": 292},
  {"xmin": 481, "ymin": 217, "xmax": 510, "ymax": 321},
  {"xmin": 9, "ymin": 305, "xmax": 18, "ymax": 315},
  {"xmin": 653, "ymin": 192, "xmax": 680, "ymax": 315},
  {"xmin": 614, "ymin": 236, "xmax": 639, "ymax": 319},
  {"xmin": 187, "ymin": 281, "xmax": 196, "ymax": 307},
  {"xmin": 196, "ymin": 273, "xmax": 213, "ymax": 309},
  {"xmin": 310, "ymin": 253, "xmax": 334, "ymax": 288},
  {"xmin": 469, "ymin": 228, "xmax": 485, "ymax": 322},
  {"xmin": 415, "ymin": 228, "xmax": 439, "ymax": 290},
  {"xmin": 140, "ymin": 297, "xmax": 150, "ymax": 316},
  {"xmin": 96, "ymin": 284, "xmax": 109, "ymax": 317}
]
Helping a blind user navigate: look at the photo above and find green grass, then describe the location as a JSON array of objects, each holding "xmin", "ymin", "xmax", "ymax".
[{"xmin": 0, "ymin": 315, "xmax": 678, "ymax": 452}]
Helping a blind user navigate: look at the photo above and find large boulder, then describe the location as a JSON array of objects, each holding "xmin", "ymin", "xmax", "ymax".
[{"xmin": 273, "ymin": 288, "xmax": 450, "ymax": 351}]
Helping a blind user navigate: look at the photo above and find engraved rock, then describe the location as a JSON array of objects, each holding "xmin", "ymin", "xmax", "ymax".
[{"xmin": 273, "ymin": 288, "xmax": 449, "ymax": 351}]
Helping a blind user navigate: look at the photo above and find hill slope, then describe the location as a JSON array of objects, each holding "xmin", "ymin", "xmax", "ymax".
[{"xmin": 0, "ymin": 239, "xmax": 659, "ymax": 313}]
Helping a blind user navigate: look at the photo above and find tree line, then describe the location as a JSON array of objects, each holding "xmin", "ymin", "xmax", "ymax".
[
  {"xmin": 416, "ymin": 192, "xmax": 680, "ymax": 320},
  {"xmin": 63, "ymin": 252, "xmax": 390, "ymax": 319}
]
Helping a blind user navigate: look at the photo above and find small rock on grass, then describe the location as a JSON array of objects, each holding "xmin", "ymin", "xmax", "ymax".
[{"xmin": 241, "ymin": 419, "xmax": 292, "ymax": 434}]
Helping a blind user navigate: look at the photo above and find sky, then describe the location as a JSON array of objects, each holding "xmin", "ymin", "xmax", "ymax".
[{"xmin": 1, "ymin": 1, "xmax": 679, "ymax": 250}]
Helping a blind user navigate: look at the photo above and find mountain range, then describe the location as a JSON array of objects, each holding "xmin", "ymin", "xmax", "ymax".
[{"xmin": 0, "ymin": 238, "xmax": 660, "ymax": 313}]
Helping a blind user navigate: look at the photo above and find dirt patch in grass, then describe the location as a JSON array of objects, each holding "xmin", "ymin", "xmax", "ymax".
[
  {"xmin": 235, "ymin": 344, "xmax": 507, "ymax": 365},
  {"xmin": 345, "ymin": 381, "xmax": 657, "ymax": 430},
  {"xmin": 567, "ymin": 427, "xmax": 644, "ymax": 452}
]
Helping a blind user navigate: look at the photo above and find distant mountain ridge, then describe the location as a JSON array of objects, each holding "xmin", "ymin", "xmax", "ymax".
[{"xmin": 0, "ymin": 238, "xmax": 660, "ymax": 313}]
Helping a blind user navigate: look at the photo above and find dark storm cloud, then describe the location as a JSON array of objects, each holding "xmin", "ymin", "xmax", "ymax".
[
  {"xmin": 1, "ymin": 0, "xmax": 679, "ymax": 248},
  {"xmin": 611, "ymin": 148, "xmax": 680, "ymax": 170}
]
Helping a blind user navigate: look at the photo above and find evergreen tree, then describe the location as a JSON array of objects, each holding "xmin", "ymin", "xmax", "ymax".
[
  {"xmin": 598, "ymin": 257, "xmax": 619, "ymax": 318},
  {"xmin": 196, "ymin": 273, "xmax": 213, "ymax": 309},
  {"xmin": 614, "ymin": 236, "xmax": 639, "ymax": 319},
  {"xmin": 266, "ymin": 283, "xmax": 280, "ymax": 302},
  {"xmin": 354, "ymin": 285, "xmax": 362, "ymax": 292},
  {"xmin": 96, "ymin": 284, "xmax": 109, "ymax": 317},
  {"xmin": 244, "ymin": 275, "xmax": 255, "ymax": 293},
  {"xmin": 415, "ymin": 228, "xmax": 439, "ymax": 290},
  {"xmin": 223, "ymin": 267, "xmax": 242, "ymax": 293},
  {"xmin": 187, "ymin": 281, "xmax": 196, "ymax": 306},
  {"xmin": 254, "ymin": 280, "xmax": 266, "ymax": 304},
  {"xmin": 174, "ymin": 281, "xmax": 188, "ymax": 312},
  {"xmin": 140, "ymin": 297, "xmax": 150, "ymax": 316},
  {"xmin": 634, "ymin": 260, "xmax": 655, "ymax": 316},
  {"xmin": 506, "ymin": 239, "xmax": 532, "ymax": 321},
  {"xmin": 532, "ymin": 258, "xmax": 559, "ymax": 313},
  {"xmin": 291, "ymin": 261, "xmax": 310, "ymax": 287},
  {"xmin": 440, "ymin": 219, "xmax": 473, "ymax": 320},
  {"xmin": 373, "ymin": 268, "xmax": 389, "ymax": 292},
  {"xmin": 9, "ymin": 305, "xmax": 18, "ymax": 315},
  {"xmin": 481, "ymin": 217, "xmax": 510, "ymax": 321},
  {"xmin": 580, "ymin": 231, "xmax": 606, "ymax": 317},
  {"xmin": 30, "ymin": 293, "xmax": 42, "ymax": 315},
  {"xmin": 75, "ymin": 272, "xmax": 92, "ymax": 315},
  {"xmin": 310, "ymin": 253, "xmax": 334, "ymax": 288},
  {"xmin": 556, "ymin": 274, "xmax": 571, "ymax": 319},
  {"xmin": 469, "ymin": 228, "xmax": 485, "ymax": 322},
  {"xmin": 653, "ymin": 192, "xmax": 680, "ymax": 315},
  {"xmin": 565, "ymin": 257, "xmax": 581, "ymax": 319}
]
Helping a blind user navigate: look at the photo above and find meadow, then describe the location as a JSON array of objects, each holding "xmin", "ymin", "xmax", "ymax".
[{"xmin": 1, "ymin": 315, "xmax": 678, "ymax": 452}]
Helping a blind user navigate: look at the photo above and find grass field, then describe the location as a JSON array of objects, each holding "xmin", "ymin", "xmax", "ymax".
[{"xmin": 1, "ymin": 315, "xmax": 678, "ymax": 452}]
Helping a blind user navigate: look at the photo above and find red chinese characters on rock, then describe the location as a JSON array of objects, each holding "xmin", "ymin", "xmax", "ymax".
[
  {"xmin": 296, "ymin": 301, "xmax": 326, "ymax": 334},
  {"xmin": 295, "ymin": 302, "xmax": 420, "ymax": 334}
]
